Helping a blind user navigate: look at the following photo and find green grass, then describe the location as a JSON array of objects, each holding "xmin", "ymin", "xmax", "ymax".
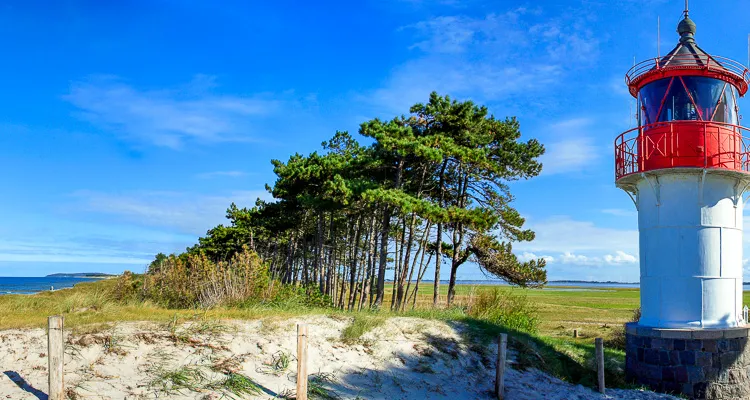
[
  {"xmin": 210, "ymin": 372, "xmax": 263, "ymax": 398},
  {"xmin": 340, "ymin": 314, "xmax": 386, "ymax": 343}
]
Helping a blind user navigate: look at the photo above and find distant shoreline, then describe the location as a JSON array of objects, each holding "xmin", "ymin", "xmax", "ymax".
[{"xmin": 45, "ymin": 273, "xmax": 118, "ymax": 279}]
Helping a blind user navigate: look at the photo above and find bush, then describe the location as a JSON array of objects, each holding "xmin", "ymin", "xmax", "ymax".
[
  {"xmin": 113, "ymin": 271, "xmax": 141, "ymax": 302},
  {"xmin": 139, "ymin": 248, "xmax": 274, "ymax": 308},
  {"xmin": 467, "ymin": 288, "xmax": 539, "ymax": 333}
]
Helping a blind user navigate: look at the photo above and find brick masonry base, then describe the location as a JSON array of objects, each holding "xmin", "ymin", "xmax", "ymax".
[{"xmin": 625, "ymin": 323, "xmax": 750, "ymax": 399}]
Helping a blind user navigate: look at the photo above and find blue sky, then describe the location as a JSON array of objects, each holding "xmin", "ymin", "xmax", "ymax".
[{"xmin": 1, "ymin": 0, "xmax": 749, "ymax": 280}]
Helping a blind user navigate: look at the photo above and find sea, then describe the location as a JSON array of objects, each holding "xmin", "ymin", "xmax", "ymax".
[{"xmin": 0, "ymin": 277, "xmax": 98, "ymax": 295}]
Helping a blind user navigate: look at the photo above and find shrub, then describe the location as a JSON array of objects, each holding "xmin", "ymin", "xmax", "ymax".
[
  {"xmin": 467, "ymin": 288, "xmax": 539, "ymax": 333},
  {"xmin": 112, "ymin": 271, "xmax": 141, "ymax": 302},
  {"xmin": 140, "ymin": 248, "xmax": 273, "ymax": 308}
]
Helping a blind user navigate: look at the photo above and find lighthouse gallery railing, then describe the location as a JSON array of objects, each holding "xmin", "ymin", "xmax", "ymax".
[
  {"xmin": 625, "ymin": 54, "xmax": 750, "ymax": 95},
  {"xmin": 614, "ymin": 121, "xmax": 750, "ymax": 180}
]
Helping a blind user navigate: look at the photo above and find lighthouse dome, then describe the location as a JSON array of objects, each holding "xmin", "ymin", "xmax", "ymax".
[{"xmin": 677, "ymin": 15, "xmax": 696, "ymax": 41}]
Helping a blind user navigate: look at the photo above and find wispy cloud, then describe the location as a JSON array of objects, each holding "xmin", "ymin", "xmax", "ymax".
[
  {"xmin": 363, "ymin": 7, "xmax": 601, "ymax": 114},
  {"xmin": 0, "ymin": 239, "xmax": 152, "ymax": 265},
  {"xmin": 64, "ymin": 75, "xmax": 298, "ymax": 149},
  {"xmin": 538, "ymin": 118, "xmax": 601, "ymax": 175},
  {"xmin": 70, "ymin": 190, "xmax": 272, "ymax": 235},
  {"xmin": 195, "ymin": 171, "xmax": 249, "ymax": 179}
]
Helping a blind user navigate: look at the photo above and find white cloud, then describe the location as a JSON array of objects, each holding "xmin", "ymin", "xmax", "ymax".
[
  {"xmin": 540, "ymin": 137, "xmax": 599, "ymax": 175},
  {"xmin": 559, "ymin": 251, "xmax": 599, "ymax": 265},
  {"xmin": 364, "ymin": 7, "xmax": 600, "ymax": 114},
  {"xmin": 65, "ymin": 75, "xmax": 300, "ymax": 148},
  {"xmin": 518, "ymin": 252, "xmax": 555, "ymax": 263},
  {"xmin": 537, "ymin": 118, "xmax": 602, "ymax": 176},
  {"xmin": 604, "ymin": 250, "xmax": 638, "ymax": 264},
  {"xmin": 70, "ymin": 190, "xmax": 273, "ymax": 235},
  {"xmin": 518, "ymin": 249, "xmax": 638, "ymax": 268},
  {"xmin": 513, "ymin": 215, "xmax": 639, "ymax": 271}
]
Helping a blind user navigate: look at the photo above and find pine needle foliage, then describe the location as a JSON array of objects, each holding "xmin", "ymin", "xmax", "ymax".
[{"xmin": 149, "ymin": 92, "xmax": 548, "ymax": 310}]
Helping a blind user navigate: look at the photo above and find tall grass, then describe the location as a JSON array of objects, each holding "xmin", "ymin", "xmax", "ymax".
[{"xmin": 467, "ymin": 288, "xmax": 539, "ymax": 333}]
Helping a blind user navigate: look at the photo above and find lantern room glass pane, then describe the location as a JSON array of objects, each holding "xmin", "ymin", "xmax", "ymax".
[
  {"xmin": 659, "ymin": 78, "xmax": 698, "ymax": 122},
  {"xmin": 639, "ymin": 78, "xmax": 671, "ymax": 125},
  {"xmin": 682, "ymin": 76, "xmax": 727, "ymax": 122},
  {"xmin": 638, "ymin": 77, "xmax": 739, "ymax": 125},
  {"xmin": 714, "ymin": 86, "xmax": 739, "ymax": 124}
]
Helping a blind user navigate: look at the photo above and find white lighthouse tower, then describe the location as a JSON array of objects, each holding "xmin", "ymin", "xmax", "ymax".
[{"xmin": 620, "ymin": 7, "xmax": 750, "ymax": 399}]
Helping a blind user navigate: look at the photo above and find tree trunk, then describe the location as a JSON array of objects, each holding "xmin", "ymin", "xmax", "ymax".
[
  {"xmin": 433, "ymin": 159, "xmax": 448, "ymax": 307},
  {"xmin": 374, "ymin": 206, "xmax": 391, "ymax": 307},
  {"xmin": 347, "ymin": 215, "xmax": 363, "ymax": 311},
  {"xmin": 412, "ymin": 253, "xmax": 433, "ymax": 310}
]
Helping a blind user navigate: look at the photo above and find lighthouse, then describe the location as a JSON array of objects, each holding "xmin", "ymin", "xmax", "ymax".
[{"xmin": 619, "ymin": 7, "xmax": 750, "ymax": 399}]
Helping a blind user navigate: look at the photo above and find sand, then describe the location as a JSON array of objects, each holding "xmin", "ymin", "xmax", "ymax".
[{"xmin": 0, "ymin": 316, "xmax": 676, "ymax": 399}]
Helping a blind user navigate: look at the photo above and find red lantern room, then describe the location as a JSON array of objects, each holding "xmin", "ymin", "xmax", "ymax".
[{"xmin": 615, "ymin": 11, "xmax": 750, "ymax": 181}]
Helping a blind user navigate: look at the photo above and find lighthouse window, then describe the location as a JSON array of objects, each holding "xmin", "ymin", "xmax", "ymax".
[
  {"xmin": 713, "ymin": 85, "xmax": 739, "ymax": 124},
  {"xmin": 639, "ymin": 78, "xmax": 671, "ymax": 125},
  {"xmin": 682, "ymin": 76, "xmax": 728, "ymax": 122},
  {"xmin": 638, "ymin": 77, "xmax": 739, "ymax": 125},
  {"xmin": 658, "ymin": 77, "xmax": 699, "ymax": 122}
]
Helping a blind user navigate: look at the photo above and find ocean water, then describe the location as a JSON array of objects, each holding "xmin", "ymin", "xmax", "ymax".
[{"xmin": 0, "ymin": 277, "xmax": 95, "ymax": 295}]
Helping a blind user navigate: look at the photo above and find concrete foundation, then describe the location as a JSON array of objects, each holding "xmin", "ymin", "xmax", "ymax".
[{"xmin": 625, "ymin": 323, "xmax": 750, "ymax": 399}]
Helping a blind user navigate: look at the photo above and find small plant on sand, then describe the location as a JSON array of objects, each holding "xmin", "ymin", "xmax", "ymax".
[
  {"xmin": 148, "ymin": 365, "xmax": 206, "ymax": 394},
  {"xmin": 341, "ymin": 315, "xmax": 386, "ymax": 343},
  {"xmin": 279, "ymin": 372, "xmax": 340, "ymax": 400},
  {"xmin": 307, "ymin": 372, "xmax": 341, "ymax": 400},
  {"xmin": 257, "ymin": 350, "xmax": 292, "ymax": 375},
  {"xmin": 208, "ymin": 372, "xmax": 263, "ymax": 398},
  {"xmin": 103, "ymin": 333, "xmax": 129, "ymax": 356}
]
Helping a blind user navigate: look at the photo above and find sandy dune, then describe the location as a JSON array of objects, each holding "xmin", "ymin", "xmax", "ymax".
[{"xmin": 0, "ymin": 316, "xmax": 675, "ymax": 399}]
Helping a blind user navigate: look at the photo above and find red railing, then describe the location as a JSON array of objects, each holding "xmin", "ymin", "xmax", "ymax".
[
  {"xmin": 614, "ymin": 121, "xmax": 750, "ymax": 181},
  {"xmin": 625, "ymin": 54, "xmax": 750, "ymax": 94}
]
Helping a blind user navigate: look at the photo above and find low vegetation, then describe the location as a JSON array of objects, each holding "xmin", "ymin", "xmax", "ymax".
[
  {"xmin": 0, "ymin": 272, "xmax": 690, "ymax": 392},
  {"xmin": 340, "ymin": 314, "xmax": 387, "ymax": 343}
]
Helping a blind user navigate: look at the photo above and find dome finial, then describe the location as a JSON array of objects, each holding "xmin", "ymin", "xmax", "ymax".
[{"xmin": 677, "ymin": 1, "xmax": 696, "ymax": 44}]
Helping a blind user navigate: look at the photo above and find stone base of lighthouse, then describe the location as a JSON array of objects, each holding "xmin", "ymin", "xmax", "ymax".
[{"xmin": 626, "ymin": 323, "xmax": 750, "ymax": 399}]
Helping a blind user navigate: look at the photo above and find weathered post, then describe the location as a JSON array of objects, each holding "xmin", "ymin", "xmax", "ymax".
[
  {"xmin": 573, "ymin": 329, "xmax": 579, "ymax": 338},
  {"xmin": 48, "ymin": 315, "xmax": 64, "ymax": 400},
  {"xmin": 297, "ymin": 324, "xmax": 308, "ymax": 400},
  {"xmin": 595, "ymin": 337, "xmax": 605, "ymax": 394},
  {"xmin": 495, "ymin": 333, "xmax": 507, "ymax": 400}
]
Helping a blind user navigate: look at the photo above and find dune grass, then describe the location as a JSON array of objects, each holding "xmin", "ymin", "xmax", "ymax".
[{"xmin": 340, "ymin": 314, "xmax": 387, "ymax": 343}]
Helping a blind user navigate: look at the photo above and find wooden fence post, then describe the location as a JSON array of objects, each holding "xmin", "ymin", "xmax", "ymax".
[
  {"xmin": 297, "ymin": 324, "xmax": 308, "ymax": 400},
  {"xmin": 48, "ymin": 315, "xmax": 64, "ymax": 400},
  {"xmin": 495, "ymin": 333, "xmax": 507, "ymax": 400},
  {"xmin": 595, "ymin": 337, "xmax": 605, "ymax": 394},
  {"xmin": 573, "ymin": 329, "xmax": 579, "ymax": 338}
]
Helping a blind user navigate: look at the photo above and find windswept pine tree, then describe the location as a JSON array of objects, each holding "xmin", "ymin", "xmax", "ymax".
[{"xmin": 170, "ymin": 92, "xmax": 548, "ymax": 309}]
